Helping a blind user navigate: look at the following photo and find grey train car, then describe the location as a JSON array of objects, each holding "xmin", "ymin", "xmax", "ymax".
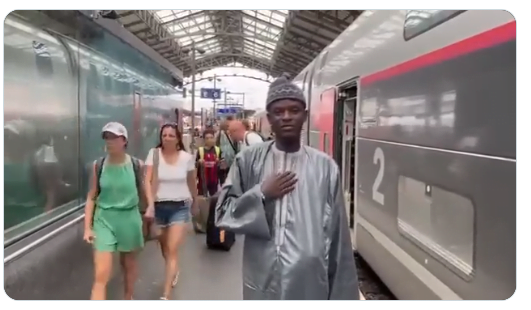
[
  {"xmin": 288, "ymin": 10, "xmax": 515, "ymax": 299},
  {"xmin": 4, "ymin": 14, "xmax": 184, "ymax": 299}
]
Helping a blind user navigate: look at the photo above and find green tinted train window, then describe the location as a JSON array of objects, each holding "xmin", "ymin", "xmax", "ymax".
[
  {"xmin": 404, "ymin": 10, "xmax": 465, "ymax": 41},
  {"xmin": 32, "ymin": 40, "xmax": 54, "ymax": 78}
]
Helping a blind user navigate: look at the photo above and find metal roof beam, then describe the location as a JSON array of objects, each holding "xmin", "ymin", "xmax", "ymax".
[
  {"xmin": 130, "ymin": 10, "xmax": 189, "ymax": 63},
  {"xmin": 193, "ymin": 54, "xmax": 275, "ymax": 73},
  {"xmin": 121, "ymin": 19, "xmax": 145, "ymax": 28},
  {"xmin": 280, "ymin": 40, "xmax": 317, "ymax": 61},
  {"xmin": 275, "ymin": 52, "xmax": 307, "ymax": 68},
  {"xmin": 180, "ymin": 36, "xmax": 217, "ymax": 48},
  {"xmin": 295, "ymin": 13, "xmax": 345, "ymax": 35},
  {"xmin": 278, "ymin": 50, "xmax": 312, "ymax": 66},
  {"xmin": 283, "ymin": 36, "xmax": 323, "ymax": 55},
  {"xmin": 290, "ymin": 24, "xmax": 335, "ymax": 44},
  {"xmin": 240, "ymin": 11, "xmax": 284, "ymax": 31},
  {"xmin": 118, "ymin": 11, "xmax": 136, "ymax": 18},
  {"xmin": 163, "ymin": 31, "xmax": 279, "ymax": 44},
  {"xmin": 317, "ymin": 11, "xmax": 354, "ymax": 28},
  {"xmin": 199, "ymin": 37, "xmax": 229, "ymax": 48},
  {"xmin": 136, "ymin": 17, "xmax": 217, "ymax": 38},
  {"xmin": 130, "ymin": 27, "xmax": 151, "ymax": 35},
  {"xmin": 170, "ymin": 18, "xmax": 215, "ymax": 33},
  {"xmin": 169, "ymin": 42, "xmax": 229, "ymax": 65},
  {"xmin": 194, "ymin": 52, "xmax": 271, "ymax": 66},
  {"xmin": 183, "ymin": 74, "xmax": 271, "ymax": 86},
  {"xmin": 268, "ymin": 10, "xmax": 296, "ymax": 71},
  {"xmin": 242, "ymin": 38, "xmax": 276, "ymax": 53},
  {"xmin": 161, "ymin": 10, "xmax": 206, "ymax": 26}
]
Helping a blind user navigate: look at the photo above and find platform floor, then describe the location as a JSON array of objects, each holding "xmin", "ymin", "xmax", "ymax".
[
  {"xmin": 109, "ymin": 226, "xmax": 243, "ymax": 300},
  {"xmin": 106, "ymin": 225, "xmax": 364, "ymax": 300}
]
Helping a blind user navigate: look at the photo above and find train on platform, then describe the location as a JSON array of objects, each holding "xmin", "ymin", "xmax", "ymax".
[
  {"xmin": 257, "ymin": 10, "xmax": 516, "ymax": 300},
  {"xmin": 4, "ymin": 13, "xmax": 185, "ymax": 299}
]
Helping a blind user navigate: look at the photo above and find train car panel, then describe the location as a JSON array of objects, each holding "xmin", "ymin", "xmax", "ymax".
[
  {"xmin": 356, "ymin": 138, "xmax": 515, "ymax": 299},
  {"xmin": 359, "ymin": 20, "xmax": 515, "ymax": 159},
  {"xmin": 4, "ymin": 12, "xmax": 185, "ymax": 299},
  {"xmin": 4, "ymin": 16, "xmax": 82, "ymax": 237},
  {"xmin": 292, "ymin": 10, "xmax": 516, "ymax": 300}
]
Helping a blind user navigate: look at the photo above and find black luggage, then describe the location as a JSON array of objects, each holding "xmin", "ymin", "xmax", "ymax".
[{"xmin": 206, "ymin": 195, "xmax": 235, "ymax": 251}]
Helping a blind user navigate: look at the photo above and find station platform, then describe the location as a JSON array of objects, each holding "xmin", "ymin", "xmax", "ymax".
[
  {"xmin": 105, "ymin": 224, "xmax": 364, "ymax": 300},
  {"xmin": 108, "ymin": 226, "xmax": 243, "ymax": 300}
]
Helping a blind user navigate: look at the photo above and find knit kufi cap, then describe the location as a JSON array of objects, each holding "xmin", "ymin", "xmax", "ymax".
[{"xmin": 266, "ymin": 73, "xmax": 306, "ymax": 109}]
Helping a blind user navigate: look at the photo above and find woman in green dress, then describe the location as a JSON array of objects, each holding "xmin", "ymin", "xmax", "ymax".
[{"xmin": 83, "ymin": 122, "xmax": 153, "ymax": 300}]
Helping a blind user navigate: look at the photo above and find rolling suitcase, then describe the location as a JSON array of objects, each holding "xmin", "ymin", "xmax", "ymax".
[
  {"xmin": 206, "ymin": 195, "xmax": 235, "ymax": 251},
  {"xmin": 192, "ymin": 164, "xmax": 210, "ymax": 233}
]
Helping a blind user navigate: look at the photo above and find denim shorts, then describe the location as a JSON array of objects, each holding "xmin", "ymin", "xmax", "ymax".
[{"xmin": 154, "ymin": 200, "xmax": 191, "ymax": 227}]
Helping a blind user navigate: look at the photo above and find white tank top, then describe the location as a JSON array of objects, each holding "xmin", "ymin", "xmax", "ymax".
[{"xmin": 145, "ymin": 148, "xmax": 195, "ymax": 201}]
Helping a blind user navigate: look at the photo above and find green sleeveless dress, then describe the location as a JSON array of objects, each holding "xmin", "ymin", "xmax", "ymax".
[{"xmin": 93, "ymin": 155, "xmax": 144, "ymax": 252}]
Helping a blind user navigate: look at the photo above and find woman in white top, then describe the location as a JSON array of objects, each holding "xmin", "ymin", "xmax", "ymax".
[{"xmin": 144, "ymin": 123, "xmax": 198, "ymax": 300}]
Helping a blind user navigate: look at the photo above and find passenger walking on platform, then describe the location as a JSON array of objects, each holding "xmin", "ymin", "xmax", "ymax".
[
  {"xmin": 144, "ymin": 123, "xmax": 198, "ymax": 300},
  {"xmin": 197, "ymin": 128, "xmax": 225, "ymax": 196},
  {"xmin": 84, "ymin": 122, "xmax": 147, "ymax": 300},
  {"xmin": 216, "ymin": 117, "xmax": 238, "ymax": 185},
  {"xmin": 215, "ymin": 74, "xmax": 360, "ymax": 300},
  {"xmin": 228, "ymin": 120, "xmax": 264, "ymax": 151},
  {"xmin": 242, "ymin": 119, "xmax": 251, "ymax": 131}
]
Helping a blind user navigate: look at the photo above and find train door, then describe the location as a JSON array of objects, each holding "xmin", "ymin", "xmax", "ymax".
[
  {"xmin": 333, "ymin": 80, "xmax": 358, "ymax": 229},
  {"xmin": 305, "ymin": 64, "xmax": 315, "ymax": 146}
]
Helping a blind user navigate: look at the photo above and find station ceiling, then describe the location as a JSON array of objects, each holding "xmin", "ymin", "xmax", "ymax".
[{"xmin": 115, "ymin": 10, "xmax": 362, "ymax": 79}]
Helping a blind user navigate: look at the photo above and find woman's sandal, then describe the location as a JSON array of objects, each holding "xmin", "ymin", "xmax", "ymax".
[{"xmin": 171, "ymin": 272, "xmax": 180, "ymax": 287}]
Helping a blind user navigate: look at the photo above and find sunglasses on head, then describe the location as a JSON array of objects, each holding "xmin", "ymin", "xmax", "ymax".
[{"xmin": 161, "ymin": 122, "xmax": 178, "ymax": 128}]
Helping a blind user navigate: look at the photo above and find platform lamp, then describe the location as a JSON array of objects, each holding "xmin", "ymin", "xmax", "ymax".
[
  {"xmin": 181, "ymin": 42, "xmax": 205, "ymax": 148},
  {"xmin": 226, "ymin": 91, "xmax": 246, "ymax": 119}
]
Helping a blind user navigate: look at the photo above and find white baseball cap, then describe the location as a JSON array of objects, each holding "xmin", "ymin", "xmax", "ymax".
[{"xmin": 102, "ymin": 122, "xmax": 128, "ymax": 140}]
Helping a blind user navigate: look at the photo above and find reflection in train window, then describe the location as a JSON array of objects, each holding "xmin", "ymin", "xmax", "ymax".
[
  {"xmin": 309, "ymin": 130, "xmax": 320, "ymax": 149},
  {"xmin": 5, "ymin": 18, "xmax": 82, "ymax": 246},
  {"xmin": 404, "ymin": 10, "xmax": 465, "ymax": 41},
  {"xmin": 4, "ymin": 119, "xmax": 80, "ymax": 244},
  {"xmin": 359, "ymin": 97, "xmax": 378, "ymax": 127},
  {"xmin": 33, "ymin": 40, "xmax": 54, "ymax": 78},
  {"xmin": 323, "ymin": 132, "xmax": 330, "ymax": 155},
  {"xmin": 397, "ymin": 176, "xmax": 474, "ymax": 278}
]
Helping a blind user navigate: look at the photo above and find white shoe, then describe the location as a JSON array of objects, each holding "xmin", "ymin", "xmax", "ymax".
[{"xmin": 171, "ymin": 272, "xmax": 179, "ymax": 287}]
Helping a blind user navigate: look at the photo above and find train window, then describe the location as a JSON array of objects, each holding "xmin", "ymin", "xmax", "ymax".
[
  {"xmin": 309, "ymin": 130, "xmax": 320, "ymax": 149},
  {"xmin": 359, "ymin": 97, "xmax": 378, "ymax": 127},
  {"xmin": 404, "ymin": 10, "xmax": 465, "ymax": 41},
  {"xmin": 4, "ymin": 118, "xmax": 82, "ymax": 246},
  {"xmin": 397, "ymin": 176, "xmax": 474, "ymax": 277},
  {"xmin": 32, "ymin": 40, "xmax": 54, "ymax": 78},
  {"xmin": 323, "ymin": 132, "xmax": 330, "ymax": 155}
]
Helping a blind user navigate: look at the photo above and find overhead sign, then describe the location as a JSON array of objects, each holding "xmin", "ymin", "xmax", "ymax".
[
  {"xmin": 217, "ymin": 107, "xmax": 242, "ymax": 115},
  {"xmin": 200, "ymin": 88, "xmax": 221, "ymax": 100}
]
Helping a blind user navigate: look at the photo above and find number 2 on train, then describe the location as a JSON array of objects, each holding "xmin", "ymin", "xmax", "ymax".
[{"xmin": 372, "ymin": 147, "xmax": 385, "ymax": 205}]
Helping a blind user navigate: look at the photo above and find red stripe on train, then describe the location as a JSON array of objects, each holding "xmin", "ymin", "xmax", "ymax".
[{"xmin": 361, "ymin": 21, "xmax": 516, "ymax": 86}]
